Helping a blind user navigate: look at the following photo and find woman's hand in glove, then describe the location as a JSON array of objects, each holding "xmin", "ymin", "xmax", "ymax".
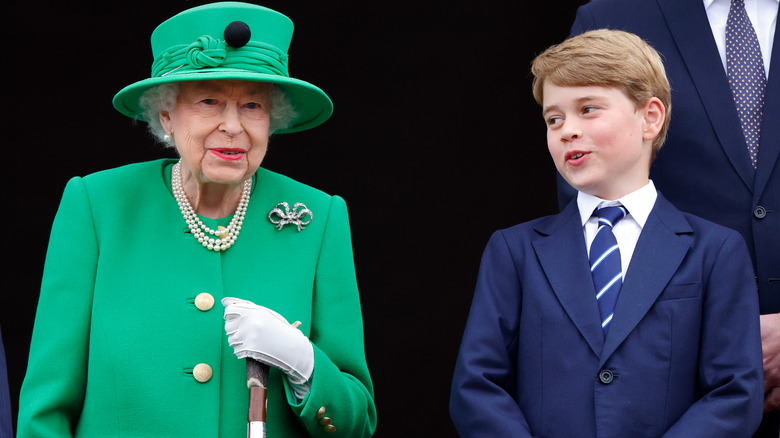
[{"xmin": 222, "ymin": 297, "xmax": 314, "ymax": 388}]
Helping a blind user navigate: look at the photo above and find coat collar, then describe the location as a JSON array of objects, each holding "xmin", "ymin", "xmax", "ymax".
[
  {"xmin": 532, "ymin": 194, "xmax": 692, "ymax": 362},
  {"xmin": 753, "ymin": 8, "xmax": 780, "ymax": 197},
  {"xmin": 599, "ymin": 193, "xmax": 692, "ymax": 365},
  {"xmin": 657, "ymin": 0, "xmax": 780, "ymax": 196},
  {"xmin": 533, "ymin": 200, "xmax": 605, "ymax": 356},
  {"xmin": 656, "ymin": 0, "xmax": 757, "ymax": 191}
]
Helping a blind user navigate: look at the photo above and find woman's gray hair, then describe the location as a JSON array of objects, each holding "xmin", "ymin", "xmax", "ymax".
[{"xmin": 138, "ymin": 82, "xmax": 298, "ymax": 145}]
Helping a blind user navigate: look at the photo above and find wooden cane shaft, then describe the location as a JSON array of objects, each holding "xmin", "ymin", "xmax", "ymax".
[
  {"xmin": 247, "ymin": 359, "xmax": 269, "ymax": 422},
  {"xmin": 246, "ymin": 321, "xmax": 300, "ymax": 425}
]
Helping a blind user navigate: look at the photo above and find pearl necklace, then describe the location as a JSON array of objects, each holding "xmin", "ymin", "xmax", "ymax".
[{"xmin": 172, "ymin": 161, "xmax": 251, "ymax": 252}]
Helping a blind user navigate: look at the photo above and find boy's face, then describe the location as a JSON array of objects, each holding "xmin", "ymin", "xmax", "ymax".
[{"xmin": 542, "ymin": 83, "xmax": 661, "ymax": 200}]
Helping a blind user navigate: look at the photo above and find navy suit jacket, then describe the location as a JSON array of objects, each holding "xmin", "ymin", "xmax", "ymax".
[
  {"xmin": 450, "ymin": 194, "xmax": 763, "ymax": 437},
  {"xmin": 0, "ymin": 325, "xmax": 11, "ymax": 438},
  {"xmin": 560, "ymin": 0, "xmax": 780, "ymax": 316}
]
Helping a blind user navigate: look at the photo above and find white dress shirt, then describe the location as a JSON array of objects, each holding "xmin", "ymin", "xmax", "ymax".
[
  {"xmin": 704, "ymin": 0, "xmax": 778, "ymax": 77},
  {"xmin": 578, "ymin": 181, "xmax": 658, "ymax": 280}
]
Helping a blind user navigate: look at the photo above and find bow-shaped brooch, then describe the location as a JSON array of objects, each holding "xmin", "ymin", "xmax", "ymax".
[{"xmin": 268, "ymin": 202, "xmax": 313, "ymax": 232}]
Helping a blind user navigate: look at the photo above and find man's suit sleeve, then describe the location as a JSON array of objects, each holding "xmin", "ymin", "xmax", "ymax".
[
  {"xmin": 663, "ymin": 230, "xmax": 764, "ymax": 437},
  {"xmin": 554, "ymin": 4, "xmax": 599, "ymax": 211},
  {"xmin": 570, "ymin": 4, "xmax": 599, "ymax": 36},
  {"xmin": 450, "ymin": 230, "xmax": 535, "ymax": 437}
]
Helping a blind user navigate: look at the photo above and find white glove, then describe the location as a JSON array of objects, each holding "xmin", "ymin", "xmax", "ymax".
[{"xmin": 222, "ymin": 297, "xmax": 314, "ymax": 393}]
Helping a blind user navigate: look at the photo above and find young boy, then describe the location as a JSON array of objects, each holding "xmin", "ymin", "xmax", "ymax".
[{"xmin": 450, "ymin": 29, "xmax": 764, "ymax": 437}]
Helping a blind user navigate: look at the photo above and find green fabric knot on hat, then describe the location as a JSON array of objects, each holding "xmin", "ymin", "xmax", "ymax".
[
  {"xmin": 186, "ymin": 36, "xmax": 227, "ymax": 69},
  {"xmin": 151, "ymin": 36, "xmax": 290, "ymax": 78}
]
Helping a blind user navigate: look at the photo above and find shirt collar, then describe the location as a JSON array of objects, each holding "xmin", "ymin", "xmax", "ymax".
[
  {"xmin": 577, "ymin": 180, "xmax": 658, "ymax": 227},
  {"xmin": 704, "ymin": 0, "xmax": 780, "ymax": 8}
]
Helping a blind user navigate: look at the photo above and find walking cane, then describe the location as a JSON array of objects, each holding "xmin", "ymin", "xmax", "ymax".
[
  {"xmin": 247, "ymin": 321, "xmax": 302, "ymax": 438},
  {"xmin": 247, "ymin": 358, "xmax": 269, "ymax": 438}
]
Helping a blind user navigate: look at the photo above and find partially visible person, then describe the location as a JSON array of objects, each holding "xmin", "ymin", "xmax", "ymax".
[
  {"xmin": 562, "ymin": 2, "xmax": 779, "ymax": 434},
  {"xmin": 450, "ymin": 29, "xmax": 764, "ymax": 437},
  {"xmin": 0, "ymin": 325, "xmax": 11, "ymax": 438},
  {"xmin": 17, "ymin": 3, "xmax": 376, "ymax": 437}
]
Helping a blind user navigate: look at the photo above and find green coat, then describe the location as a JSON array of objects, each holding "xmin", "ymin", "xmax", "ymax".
[{"xmin": 18, "ymin": 159, "xmax": 376, "ymax": 437}]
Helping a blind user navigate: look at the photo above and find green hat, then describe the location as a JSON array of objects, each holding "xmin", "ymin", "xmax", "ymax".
[{"xmin": 112, "ymin": 2, "xmax": 332, "ymax": 134}]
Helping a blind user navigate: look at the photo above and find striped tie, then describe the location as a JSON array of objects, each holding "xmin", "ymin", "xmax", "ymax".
[
  {"xmin": 726, "ymin": 0, "xmax": 766, "ymax": 168},
  {"xmin": 590, "ymin": 205, "xmax": 627, "ymax": 336}
]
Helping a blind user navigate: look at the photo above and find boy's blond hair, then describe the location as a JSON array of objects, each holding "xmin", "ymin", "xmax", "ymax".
[{"xmin": 531, "ymin": 29, "xmax": 672, "ymax": 156}]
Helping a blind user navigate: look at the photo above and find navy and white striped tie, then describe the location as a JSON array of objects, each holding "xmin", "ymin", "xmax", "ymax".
[{"xmin": 590, "ymin": 205, "xmax": 627, "ymax": 336}]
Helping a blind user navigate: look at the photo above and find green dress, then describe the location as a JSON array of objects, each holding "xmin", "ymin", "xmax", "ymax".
[{"xmin": 18, "ymin": 159, "xmax": 377, "ymax": 437}]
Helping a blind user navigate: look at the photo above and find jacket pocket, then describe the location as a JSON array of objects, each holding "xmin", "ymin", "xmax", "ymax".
[{"xmin": 657, "ymin": 282, "xmax": 701, "ymax": 301}]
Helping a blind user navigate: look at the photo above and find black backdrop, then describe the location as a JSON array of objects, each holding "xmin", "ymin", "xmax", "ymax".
[{"xmin": 7, "ymin": 1, "xmax": 587, "ymax": 435}]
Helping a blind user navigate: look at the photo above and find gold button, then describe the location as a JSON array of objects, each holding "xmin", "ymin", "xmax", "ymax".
[
  {"xmin": 194, "ymin": 293, "xmax": 215, "ymax": 311},
  {"xmin": 317, "ymin": 406, "xmax": 326, "ymax": 419},
  {"xmin": 324, "ymin": 424, "xmax": 336, "ymax": 433},
  {"xmin": 193, "ymin": 363, "xmax": 213, "ymax": 383},
  {"xmin": 319, "ymin": 417, "xmax": 332, "ymax": 426}
]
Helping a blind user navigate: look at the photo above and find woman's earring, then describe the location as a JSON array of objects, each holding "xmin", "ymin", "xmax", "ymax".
[{"xmin": 163, "ymin": 132, "xmax": 173, "ymax": 143}]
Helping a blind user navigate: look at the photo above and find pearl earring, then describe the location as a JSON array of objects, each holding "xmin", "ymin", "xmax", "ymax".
[{"xmin": 163, "ymin": 132, "xmax": 173, "ymax": 143}]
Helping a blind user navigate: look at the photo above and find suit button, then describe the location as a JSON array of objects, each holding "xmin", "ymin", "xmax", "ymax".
[
  {"xmin": 753, "ymin": 206, "xmax": 767, "ymax": 219},
  {"xmin": 324, "ymin": 425, "xmax": 337, "ymax": 433},
  {"xmin": 319, "ymin": 417, "xmax": 332, "ymax": 426},
  {"xmin": 193, "ymin": 363, "xmax": 213, "ymax": 383},
  {"xmin": 599, "ymin": 370, "xmax": 614, "ymax": 384},
  {"xmin": 317, "ymin": 406, "xmax": 327, "ymax": 419},
  {"xmin": 194, "ymin": 293, "xmax": 215, "ymax": 311}
]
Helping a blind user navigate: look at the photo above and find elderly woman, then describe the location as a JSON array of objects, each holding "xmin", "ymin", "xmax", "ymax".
[{"xmin": 17, "ymin": 2, "xmax": 376, "ymax": 437}]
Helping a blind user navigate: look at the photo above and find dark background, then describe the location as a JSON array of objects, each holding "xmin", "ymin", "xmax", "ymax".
[{"xmin": 7, "ymin": 1, "xmax": 587, "ymax": 435}]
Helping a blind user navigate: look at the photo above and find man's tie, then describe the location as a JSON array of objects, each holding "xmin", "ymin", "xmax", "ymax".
[
  {"xmin": 590, "ymin": 205, "xmax": 627, "ymax": 336},
  {"xmin": 726, "ymin": 0, "xmax": 767, "ymax": 168}
]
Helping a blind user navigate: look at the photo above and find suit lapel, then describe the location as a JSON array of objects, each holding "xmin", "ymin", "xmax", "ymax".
[
  {"xmin": 754, "ymin": 20, "xmax": 780, "ymax": 197},
  {"xmin": 657, "ymin": 0, "xmax": 755, "ymax": 191},
  {"xmin": 599, "ymin": 195, "xmax": 693, "ymax": 366},
  {"xmin": 533, "ymin": 202, "xmax": 605, "ymax": 357}
]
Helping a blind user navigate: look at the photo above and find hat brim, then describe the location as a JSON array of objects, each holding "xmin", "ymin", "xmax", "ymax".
[{"xmin": 112, "ymin": 69, "xmax": 333, "ymax": 134}]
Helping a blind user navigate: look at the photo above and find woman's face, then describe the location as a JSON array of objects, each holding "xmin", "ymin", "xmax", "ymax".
[{"xmin": 160, "ymin": 80, "xmax": 272, "ymax": 188}]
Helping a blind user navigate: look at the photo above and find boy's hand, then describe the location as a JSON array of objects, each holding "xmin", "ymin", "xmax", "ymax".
[{"xmin": 760, "ymin": 312, "xmax": 780, "ymax": 411}]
